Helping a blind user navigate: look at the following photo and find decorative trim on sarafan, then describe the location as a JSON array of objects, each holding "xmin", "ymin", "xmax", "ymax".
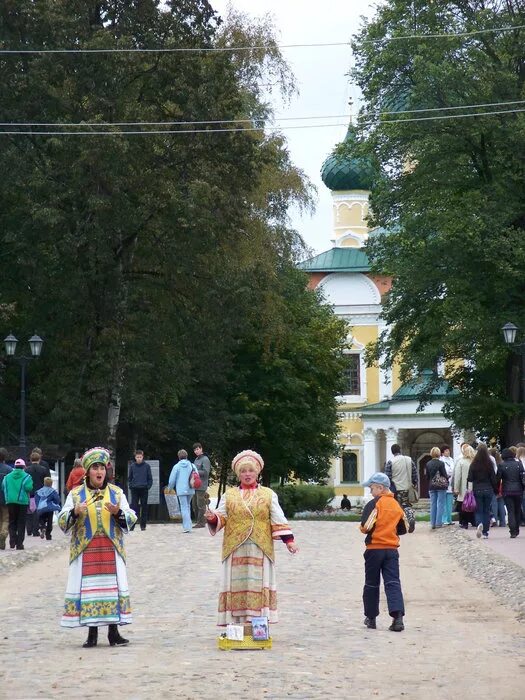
[{"xmin": 271, "ymin": 524, "xmax": 293, "ymax": 539}]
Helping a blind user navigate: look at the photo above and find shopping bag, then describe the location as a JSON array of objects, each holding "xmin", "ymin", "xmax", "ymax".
[{"xmin": 164, "ymin": 488, "xmax": 182, "ymax": 521}]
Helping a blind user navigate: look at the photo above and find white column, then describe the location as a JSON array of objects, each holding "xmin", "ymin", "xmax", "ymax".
[
  {"xmin": 385, "ymin": 427, "xmax": 399, "ymax": 465},
  {"xmin": 333, "ymin": 455, "xmax": 341, "ymax": 486},
  {"xmin": 452, "ymin": 431, "xmax": 464, "ymax": 461},
  {"xmin": 363, "ymin": 428, "xmax": 378, "ymax": 490}
]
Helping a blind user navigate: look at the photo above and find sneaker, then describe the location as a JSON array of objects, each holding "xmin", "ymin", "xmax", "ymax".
[
  {"xmin": 364, "ymin": 617, "xmax": 376, "ymax": 629},
  {"xmin": 482, "ymin": 533, "xmax": 489, "ymax": 539},
  {"xmin": 40, "ymin": 529, "xmax": 45, "ymax": 539},
  {"xmin": 476, "ymin": 524, "xmax": 483, "ymax": 538}
]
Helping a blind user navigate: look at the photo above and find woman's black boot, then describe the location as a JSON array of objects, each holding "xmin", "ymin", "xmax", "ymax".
[
  {"xmin": 83, "ymin": 626, "xmax": 98, "ymax": 648},
  {"xmin": 108, "ymin": 624, "xmax": 129, "ymax": 646}
]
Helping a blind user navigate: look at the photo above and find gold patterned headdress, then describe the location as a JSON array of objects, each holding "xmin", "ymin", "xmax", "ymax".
[
  {"xmin": 81, "ymin": 447, "xmax": 111, "ymax": 471},
  {"xmin": 231, "ymin": 450, "xmax": 264, "ymax": 477}
]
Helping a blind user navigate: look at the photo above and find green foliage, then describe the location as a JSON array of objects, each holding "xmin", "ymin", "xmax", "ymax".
[
  {"xmin": 273, "ymin": 484, "xmax": 336, "ymax": 519},
  {"xmin": 0, "ymin": 1, "xmax": 346, "ymax": 483},
  {"xmin": 349, "ymin": 0, "xmax": 525, "ymax": 444}
]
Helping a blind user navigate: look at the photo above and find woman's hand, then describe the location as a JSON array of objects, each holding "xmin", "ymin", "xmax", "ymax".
[
  {"xmin": 105, "ymin": 501, "xmax": 120, "ymax": 515},
  {"xmin": 286, "ymin": 541, "xmax": 299, "ymax": 554},
  {"xmin": 204, "ymin": 508, "xmax": 216, "ymax": 522},
  {"xmin": 74, "ymin": 501, "xmax": 87, "ymax": 516}
]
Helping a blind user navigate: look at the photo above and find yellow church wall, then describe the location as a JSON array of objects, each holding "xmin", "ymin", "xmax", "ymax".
[
  {"xmin": 336, "ymin": 204, "xmax": 367, "ymax": 229},
  {"xmin": 339, "ymin": 239, "xmax": 360, "ymax": 248}
]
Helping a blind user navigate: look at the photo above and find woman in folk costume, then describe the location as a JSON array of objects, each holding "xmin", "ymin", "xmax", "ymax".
[
  {"xmin": 58, "ymin": 447, "xmax": 137, "ymax": 648},
  {"xmin": 205, "ymin": 450, "xmax": 298, "ymax": 626}
]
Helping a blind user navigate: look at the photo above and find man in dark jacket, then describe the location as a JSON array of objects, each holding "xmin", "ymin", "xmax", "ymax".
[
  {"xmin": 497, "ymin": 448, "xmax": 525, "ymax": 538},
  {"xmin": 25, "ymin": 450, "xmax": 51, "ymax": 536},
  {"xmin": 192, "ymin": 443, "xmax": 211, "ymax": 528},
  {"xmin": 0, "ymin": 447, "xmax": 13, "ymax": 550},
  {"xmin": 128, "ymin": 450, "xmax": 153, "ymax": 531}
]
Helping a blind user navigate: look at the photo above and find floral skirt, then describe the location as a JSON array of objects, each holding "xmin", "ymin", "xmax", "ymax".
[
  {"xmin": 218, "ymin": 539, "xmax": 277, "ymax": 625},
  {"xmin": 61, "ymin": 534, "xmax": 132, "ymax": 627}
]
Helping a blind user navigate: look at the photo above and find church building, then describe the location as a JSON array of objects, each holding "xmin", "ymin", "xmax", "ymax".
[{"xmin": 299, "ymin": 127, "xmax": 463, "ymax": 499}]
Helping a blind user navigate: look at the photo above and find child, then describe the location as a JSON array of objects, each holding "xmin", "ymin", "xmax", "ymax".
[
  {"xmin": 360, "ymin": 472, "xmax": 412, "ymax": 632},
  {"xmin": 35, "ymin": 476, "xmax": 61, "ymax": 540}
]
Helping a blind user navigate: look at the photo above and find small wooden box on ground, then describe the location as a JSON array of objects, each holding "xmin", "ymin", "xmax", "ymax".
[{"xmin": 217, "ymin": 635, "xmax": 273, "ymax": 650}]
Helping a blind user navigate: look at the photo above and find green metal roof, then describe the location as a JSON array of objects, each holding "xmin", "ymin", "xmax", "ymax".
[
  {"xmin": 391, "ymin": 369, "xmax": 454, "ymax": 401},
  {"xmin": 298, "ymin": 247, "xmax": 370, "ymax": 273},
  {"xmin": 361, "ymin": 370, "xmax": 456, "ymax": 413}
]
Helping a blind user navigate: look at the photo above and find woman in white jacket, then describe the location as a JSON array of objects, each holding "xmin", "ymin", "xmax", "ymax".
[{"xmin": 452, "ymin": 443, "xmax": 476, "ymax": 529}]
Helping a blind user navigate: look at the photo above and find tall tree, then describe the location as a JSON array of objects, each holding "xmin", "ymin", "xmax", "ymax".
[
  {"xmin": 350, "ymin": 0, "xmax": 525, "ymax": 444},
  {"xmin": 0, "ymin": 1, "xmax": 347, "ymax": 482}
]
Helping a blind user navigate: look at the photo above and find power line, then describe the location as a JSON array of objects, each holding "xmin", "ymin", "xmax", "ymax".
[
  {"xmin": 0, "ymin": 24, "xmax": 523, "ymax": 54},
  {"xmin": 1, "ymin": 100, "xmax": 524, "ymax": 128},
  {"xmin": 0, "ymin": 107, "xmax": 523, "ymax": 135},
  {"xmin": 360, "ymin": 23, "xmax": 525, "ymax": 45}
]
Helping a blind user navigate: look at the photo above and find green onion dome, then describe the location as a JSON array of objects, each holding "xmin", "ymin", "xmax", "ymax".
[{"xmin": 321, "ymin": 125, "xmax": 375, "ymax": 192}]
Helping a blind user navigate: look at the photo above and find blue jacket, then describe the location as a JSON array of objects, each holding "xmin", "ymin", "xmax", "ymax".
[
  {"xmin": 35, "ymin": 485, "xmax": 61, "ymax": 514},
  {"xmin": 168, "ymin": 459, "xmax": 196, "ymax": 496}
]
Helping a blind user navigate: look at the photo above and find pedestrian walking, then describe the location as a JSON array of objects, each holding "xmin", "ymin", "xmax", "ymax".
[
  {"xmin": 0, "ymin": 447, "xmax": 13, "ymax": 550},
  {"xmin": 192, "ymin": 442, "xmax": 211, "ymax": 528},
  {"xmin": 58, "ymin": 447, "xmax": 137, "ymax": 648},
  {"xmin": 384, "ymin": 444, "xmax": 418, "ymax": 508},
  {"xmin": 65, "ymin": 458, "xmax": 85, "ymax": 494},
  {"xmin": 452, "ymin": 443, "xmax": 476, "ymax": 529},
  {"xmin": 497, "ymin": 448, "xmax": 524, "ymax": 538},
  {"xmin": 128, "ymin": 450, "xmax": 153, "ymax": 531},
  {"xmin": 440, "ymin": 445, "xmax": 455, "ymax": 525},
  {"xmin": 35, "ymin": 476, "xmax": 61, "ymax": 540},
  {"xmin": 468, "ymin": 443, "xmax": 498, "ymax": 539},
  {"xmin": 360, "ymin": 472, "xmax": 410, "ymax": 632},
  {"xmin": 2, "ymin": 458, "xmax": 33, "ymax": 550},
  {"xmin": 488, "ymin": 448, "xmax": 506, "ymax": 527},
  {"xmin": 426, "ymin": 447, "xmax": 449, "ymax": 529},
  {"xmin": 205, "ymin": 450, "xmax": 298, "ymax": 627},
  {"xmin": 25, "ymin": 450, "xmax": 51, "ymax": 536},
  {"xmin": 168, "ymin": 450, "xmax": 195, "ymax": 533}
]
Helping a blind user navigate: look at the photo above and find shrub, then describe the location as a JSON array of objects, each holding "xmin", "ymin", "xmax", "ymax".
[{"xmin": 273, "ymin": 484, "xmax": 335, "ymax": 518}]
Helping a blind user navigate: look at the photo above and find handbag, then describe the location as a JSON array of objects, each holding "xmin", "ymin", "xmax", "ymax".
[
  {"xmin": 189, "ymin": 467, "xmax": 202, "ymax": 490},
  {"xmin": 462, "ymin": 490, "xmax": 477, "ymax": 513},
  {"xmin": 430, "ymin": 471, "xmax": 449, "ymax": 490}
]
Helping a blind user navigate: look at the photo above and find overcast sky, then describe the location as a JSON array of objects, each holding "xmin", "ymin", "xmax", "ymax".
[{"xmin": 210, "ymin": 0, "xmax": 377, "ymax": 255}]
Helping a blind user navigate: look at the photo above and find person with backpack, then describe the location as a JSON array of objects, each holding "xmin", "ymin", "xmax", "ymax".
[
  {"xmin": 384, "ymin": 444, "xmax": 418, "ymax": 508},
  {"xmin": 25, "ymin": 450, "xmax": 51, "ymax": 536},
  {"xmin": 167, "ymin": 449, "xmax": 197, "ymax": 533},
  {"xmin": 2, "ymin": 458, "xmax": 33, "ymax": 550},
  {"xmin": 35, "ymin": 476, "xmax": 61, "ymax": 540},
  {"xmin": 0, "ymin": 447, "xmax": 13, "ymax": 550}
]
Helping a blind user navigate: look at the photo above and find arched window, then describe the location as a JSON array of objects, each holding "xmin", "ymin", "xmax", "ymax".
[{"xmin": 342, "ymin": 452, "xmax": 358, "ymax": 483}]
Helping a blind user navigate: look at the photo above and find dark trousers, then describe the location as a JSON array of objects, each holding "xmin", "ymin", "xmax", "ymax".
[
  {"xmin": 8, "ymin": 504, "xmax": 27, "ymax": 548},
  {"xmin": 363, "ymin": 548, "xmax": 405, "ymax": 619},
  {"xmin": 458, "ymin": 506, "xmax": 476, "ymax": 528},
  {"xmin": 192, "ymin": 490, "xmax": 207, "ymax": 526},
  {"xmin": 504, "ymin": 495, "xmax": 522, "ymax": 536},
  {"xmin": 38, "ymin": 512, "xmax": 54, "ymax": 539},
  {"xmin": 130, "ymin": 488, "xmax": 149, "ymax": 529},
  {"xmin": 26, "ymin": 508, "xmax": 39, "ymax": 536}
]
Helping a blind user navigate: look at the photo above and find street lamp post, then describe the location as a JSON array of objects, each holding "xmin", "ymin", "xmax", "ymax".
[
  {"xmin": 501, "ymin": 322, "xmax": 525, "ymax": 444},
  {"xmin": 3, "ymin": 333, "xmax": 44, "ymax": 456}
]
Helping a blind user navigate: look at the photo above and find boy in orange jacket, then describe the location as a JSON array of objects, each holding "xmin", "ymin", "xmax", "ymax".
[{"xmin": 360, "ymin": 472, "xmax": 412, "ymax": 632}]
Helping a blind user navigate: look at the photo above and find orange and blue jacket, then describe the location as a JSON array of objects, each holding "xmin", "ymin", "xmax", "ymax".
[{"xmin": 360, "ymin": 491, "xmax": 408, "ymax": 549}]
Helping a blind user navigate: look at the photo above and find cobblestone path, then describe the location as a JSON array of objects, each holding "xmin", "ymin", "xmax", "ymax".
[{"xmin": 1, "ymin": 522, "xmax": 524, "ymax": 699}]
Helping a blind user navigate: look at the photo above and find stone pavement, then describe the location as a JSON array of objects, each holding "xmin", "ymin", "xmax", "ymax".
[
  {"xmin": 1, "ymin": 521, "xmax": 524, "ymax": 700},
  {"xmin": 461, "ymin": 522, "xmax": 525, "ymax": 569}
]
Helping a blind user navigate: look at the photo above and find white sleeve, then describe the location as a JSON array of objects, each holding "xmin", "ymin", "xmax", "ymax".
[
  {"xmin": 270, "ymin": 491, "xmax": 293, "ymax": 540},
  {"xmin": 57, "ymin": 491, "xmax": 76, "ymax": 533},
  {"xmin": 208, "ymin": 493, "xmax": 227, "ymax": 536}
]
